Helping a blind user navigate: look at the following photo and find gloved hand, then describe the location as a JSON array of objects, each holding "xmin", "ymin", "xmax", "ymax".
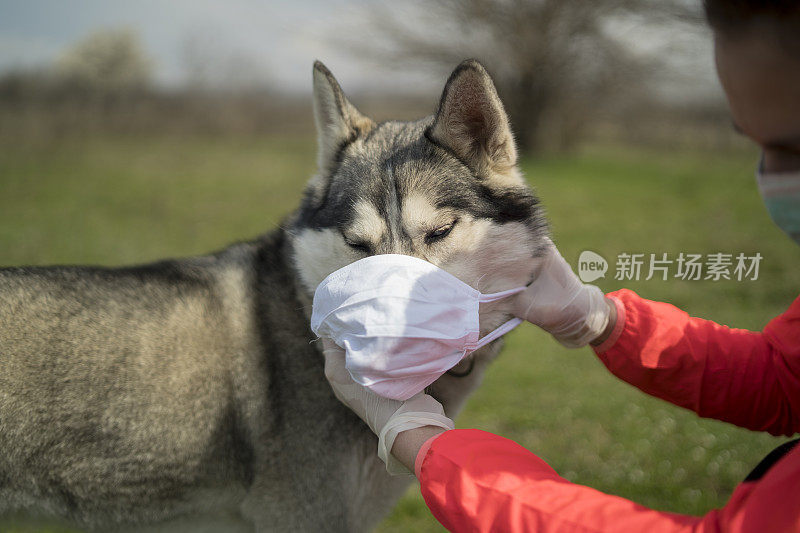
[
  {"xmin": 512, "ymin": 238, "xmax": 611, "ymax": 348},
  {"xmin": 321, "ymin": 338, "xmax": 454, "ymax": 475}
]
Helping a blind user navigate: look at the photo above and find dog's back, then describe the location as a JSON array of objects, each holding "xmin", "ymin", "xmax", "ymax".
[{"xmin": 0, "ymin": 242, "xmax": 260, "ymax": 526}]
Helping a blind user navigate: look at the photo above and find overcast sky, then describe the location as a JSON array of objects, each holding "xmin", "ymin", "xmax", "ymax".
[
  {"xmin": 0, "ymin": 0, "xmax": 721, "ymax": 101},
  {"xmin": 0, "ymin": 0, "xmax": 427, "ymax": 93}
]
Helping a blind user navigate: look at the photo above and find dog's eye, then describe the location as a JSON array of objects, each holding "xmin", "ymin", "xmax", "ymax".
[
  {"xmin": 345, "ymin": 239, "xmax": 371, "ymax": 253},
  {"xmin": 425, "ymin": 222, "xmax": 456, "ymax": 244}
]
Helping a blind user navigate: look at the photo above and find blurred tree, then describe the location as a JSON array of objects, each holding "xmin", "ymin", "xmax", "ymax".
[
  {"xmin": 56, "ymin": 28, "xmax": 152, "ymax": 97},
  {"xmin": 180, "ymin": 31, "xmax": 273, "ymax": 94},
  {"xmin": 344, "ymin": 0, "xmax": 702, "ymax": 153}
]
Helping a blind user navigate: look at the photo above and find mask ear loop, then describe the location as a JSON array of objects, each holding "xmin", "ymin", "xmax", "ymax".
[
  {"xmin": 466, "ymin": 285, "xmax": 527, "ymax": 350},
  {"xmin": 478, "ymin": 285, "xmax": 526, "ymax": 303},
  {"xmin": 470, "ymin": 318, "xmax": 524, "ymax": 350},
  {"xmin": 447, "ymin": 314, "xmax": 524, "ymax": 378}
]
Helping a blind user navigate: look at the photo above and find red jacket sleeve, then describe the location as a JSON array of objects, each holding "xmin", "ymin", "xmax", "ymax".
[
  {"xmin": 418, "ymin": 429, "xmax": 800, "ymax": 533},
  {"xmin": 592, "ymin": 290, "xmax": 800, "ymax": 437}
]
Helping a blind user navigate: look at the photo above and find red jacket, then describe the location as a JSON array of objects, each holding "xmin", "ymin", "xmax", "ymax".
[{"xmin": 416, "ymin": 289, "xmax": 800, "ymax": 532}]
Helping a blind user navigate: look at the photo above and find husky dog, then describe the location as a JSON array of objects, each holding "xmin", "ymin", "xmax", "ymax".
[{"xmin": 0, "ymin": 60, "xmax": 548, "ymax": 532}]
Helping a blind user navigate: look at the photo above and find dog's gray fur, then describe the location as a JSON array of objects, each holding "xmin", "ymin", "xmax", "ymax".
[{"xmin": 0, "ymin": 60, "xmax": 548, "ymax": 532}]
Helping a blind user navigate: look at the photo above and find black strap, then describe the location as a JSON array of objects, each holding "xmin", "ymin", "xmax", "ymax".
[{"xmin": 743, "ymin": 438, "xmax": 799, "ymax": 482}]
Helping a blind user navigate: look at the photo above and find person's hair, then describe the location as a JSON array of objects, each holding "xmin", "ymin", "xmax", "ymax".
[{"xmin": 704, "ymin": 0, "xmax": 800, "ymax": 53}]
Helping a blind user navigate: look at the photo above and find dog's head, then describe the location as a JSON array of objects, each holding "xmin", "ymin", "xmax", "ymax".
[{"xmin": 287, "ymin": 60, "xmax": 549, "ymax": 390}]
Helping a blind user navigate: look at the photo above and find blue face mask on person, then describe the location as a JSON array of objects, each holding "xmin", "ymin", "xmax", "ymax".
[{"xmin": 756, "ymin": 159, "xmax": 800, "ymax": 245}]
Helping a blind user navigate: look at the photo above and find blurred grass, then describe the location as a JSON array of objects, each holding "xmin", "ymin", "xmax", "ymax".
[{"xmin": 0, "ymin": 136, "xmax": 798, "ymax": 532}]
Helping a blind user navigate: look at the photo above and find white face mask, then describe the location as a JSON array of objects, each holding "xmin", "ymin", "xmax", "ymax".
[{"xmin": 311, "ymin": 254, "xmax": 526, "ymax": 400}]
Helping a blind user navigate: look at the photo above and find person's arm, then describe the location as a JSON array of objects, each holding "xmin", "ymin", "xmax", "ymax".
[
  {"xmin": 390, "ymin": 426, "xmax": 447, "ymax": 473},
  {"xmin": 593, "ymin": 289, "xmax": 800, "ymax": 437},
  {"xmin": 419, "ymin": 429, "xmax": 700, "ymax": 532},
  {"xmin": 513, "ymin": 242, "xmax": 800, "ymax": 437},
  {"xmin": 413, "ymin": 428, "xmax": 800, "ymax": 533}
]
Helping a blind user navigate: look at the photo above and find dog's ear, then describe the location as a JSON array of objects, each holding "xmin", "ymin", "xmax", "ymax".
[
  {"xmin": 312, "ymin": 61, "xmax": 374, "ymax": 173},
  {"xmin": 428, "ymin": 60, "xmax": 517, "ymax": 177}
]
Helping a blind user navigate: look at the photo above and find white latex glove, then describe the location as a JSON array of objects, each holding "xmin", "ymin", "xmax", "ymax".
[
  {"xmin": 512, "ymin": 238, "xmax": 610, "ymax": 348},
  {"xmin": 321, "ymin": 338, "xmax": 454, "ymax": 475}
]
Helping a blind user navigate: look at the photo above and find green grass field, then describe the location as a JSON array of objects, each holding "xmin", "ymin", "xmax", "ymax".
[{"xmin": 1, "ymin": 135, "xmax": 798, "ymax": 532}]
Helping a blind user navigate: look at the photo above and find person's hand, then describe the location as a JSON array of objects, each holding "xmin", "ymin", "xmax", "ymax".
[
  {"xmin": 321, "ymin": 338, "xmax": 454, "ymax": 474},
  {"xmin": 512, "ymin": 238, "xmax": 611, "ymax": 348}
]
